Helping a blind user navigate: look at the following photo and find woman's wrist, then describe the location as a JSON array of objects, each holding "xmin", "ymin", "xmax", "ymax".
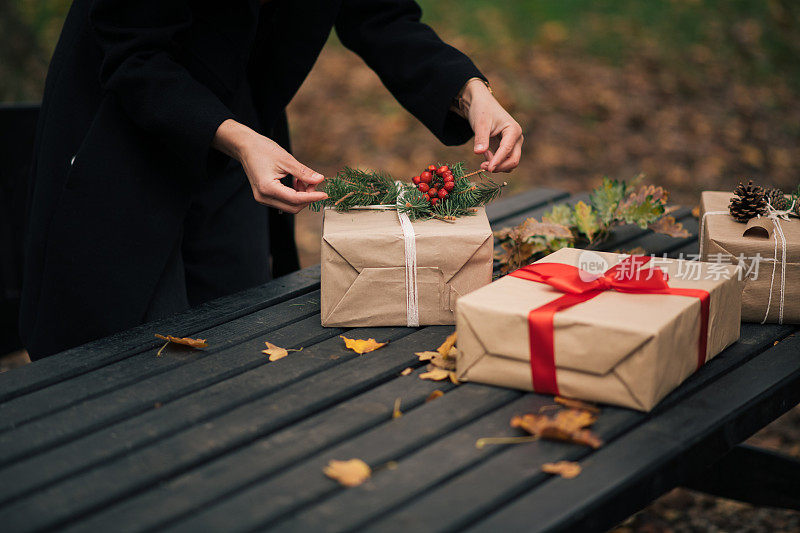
[
  {"xmin": 212, "ymin": 119, "xmax": 261, "ymax": 162},
  {"xmin": 454, "ymin": 77, "xmax": 492, "ymax": 117}
]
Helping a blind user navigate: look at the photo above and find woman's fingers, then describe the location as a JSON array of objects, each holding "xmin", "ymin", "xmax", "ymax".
[
  {"xmin": 487, "ymin": 123, "xmax": 522, "ymax": 172},
  {"xmin": 473, "ymin": 118, "xmax": 491, "ymax": 155},
  {"xmin": 492, "ymin": 134, "xmax": 523, "ymax": 173},
  {"xmin": 285, "ymin": 157, "xmax": 324, "ymax": 186}
]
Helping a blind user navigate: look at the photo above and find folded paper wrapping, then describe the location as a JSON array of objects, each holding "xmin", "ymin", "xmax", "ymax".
[
  {"xmin": 456, "ymin": 248, "xmax": 743, "ymax": 411},
  {"xmin": 700, "ymin": 191, "xmax": 800, "ymax": 324},
  {"xmin": 320, "ymin": 207, "xmax": 493, "ymax": 326}
]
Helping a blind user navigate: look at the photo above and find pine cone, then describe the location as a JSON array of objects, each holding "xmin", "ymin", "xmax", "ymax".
[
  {"xmin": 764, "ymin": 188, "xmax": 789, "ymax": 211},
  {"xmin": 729, "ymin": 180, "xmax": 767, "ymax": 223}
]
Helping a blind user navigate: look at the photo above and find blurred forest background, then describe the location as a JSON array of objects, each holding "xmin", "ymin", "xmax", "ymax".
[{"xmin": 2, "ymin": 1, "xmax": 800, "ymax": 530}]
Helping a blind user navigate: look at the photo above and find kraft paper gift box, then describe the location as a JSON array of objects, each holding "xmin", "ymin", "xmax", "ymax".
[
  {"xmin": 455, "ymin": 247, "xmax": 743, "ymax": 412},
  {"xmin": 700, "ymin": 191, "xmax": 800, "ymax": 324},
  {"xmin": 320, "ymin": 207, "xmax": 493, "ymax": 327}
]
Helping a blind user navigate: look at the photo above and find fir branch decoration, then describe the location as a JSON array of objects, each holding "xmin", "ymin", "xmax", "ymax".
[
  {"xmin": 311, "ymin": 162, "xmax": 506, "ymax": 221},
  {"xmin": 494, "ymin": 176, "xmax": 690, "ymax": 273}
]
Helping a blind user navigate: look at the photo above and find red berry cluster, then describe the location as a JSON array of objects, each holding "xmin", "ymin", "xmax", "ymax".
[{"xmin": 411, "ymin": 164, "xmax": 455, "ymax": 206}]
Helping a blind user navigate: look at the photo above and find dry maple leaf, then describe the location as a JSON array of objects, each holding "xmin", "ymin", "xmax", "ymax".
[
  {"xmin": 415, "ymin": 351, "xmax": 439, "ymax": 362},
  {"xmin": 429, "ymin": 354, "xmax": 456, "ymax": 371},
  {"xmin": 511, "ymin": 409, "xmax": 603, "ymax": 449},
  {"xmin": 542, "ymin": 461, "xmax": 582, "ymax": 479},
  {"xmin": 426, "ymin": 390, "xmax": 444, "ymax": 402},
  {"xmin": 437, "ymin": 331, "xmax": 457, "ymax": 357},
  {"xmin": 154, "ymin": 334, "xmax": 208, "ymax": 349},
  {"xmin": 555, "ymin": 396, "xmax": 601, "ymax": 414},
  {"xmin": 323, "ymin": 459, "xmax": 372, "ymax": 487},
  {"xmin": 419, "ymin": 368, "xmax": 450, "ymax": 381},
  {"xmin": 340, "ymin": 336, "xmax": 387, "ymax": 354},
  {"xmin": 154, "ymin": 334, "xmax": 208, "ymax": 355},
  {"xmin": 261, "ymin": 341, "xmax": 303, "ymax": 362}
]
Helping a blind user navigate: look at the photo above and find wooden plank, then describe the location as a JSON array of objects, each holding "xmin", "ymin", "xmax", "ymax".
[
  {"xmin": 0, "ymin": 292, "xmax": 322, "ymax": 432},
  {"xmin": 0, "ymin": 265, "xmax": 322, "ymax": 403},
  {"xmin": 60, "ymin": 366, "xmax": 457, "ymax": 533},
  {"xmin": 358, "ymin": 324, "xmax": 796, "ymax": 533},
  {"xmin": 0, "ymin": 297, "xmax": 356, "ymax": 467},
  {"xmin": 0, "ymin": 322, "xmax": 407, "ymax": 505},
  {"xmin": 270, "ymin": 395, "xmax": 552, "ymax": 533},
  {"xmin": 0, "ymin": 327, "xmax": 455, "ymax": 532},
  {"xmin": 160, "ymin": 385, "xmax": 522, "ymax": 533},
  {"xmin": 469, "ymin": 331, "xmax": 800, "ymax": 533},
  {"xmin": 484, "ymin": 188, "xmax": 570, "ymax": 224}
]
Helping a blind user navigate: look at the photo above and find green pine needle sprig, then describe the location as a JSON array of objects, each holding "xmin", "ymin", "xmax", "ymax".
[{"xmin": 311, "ymin": 162, "xmax": 506, "ymax": 221}]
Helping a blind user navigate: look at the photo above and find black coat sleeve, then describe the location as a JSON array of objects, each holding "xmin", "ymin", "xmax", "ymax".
[
  {"xmin": 335, "ymin": 0, "xmax": 485, "ymax": 146},
  {"xmin": 89, "ymin": 0, "xmax": 235, "ymax": 178}
]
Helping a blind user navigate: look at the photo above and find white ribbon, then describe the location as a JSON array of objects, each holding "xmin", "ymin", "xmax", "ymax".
[
  {"xmin": 758, "ymin": 199, "xmax": 795, "ymax": 324},
  {"xmin": 395, "ymin": 185, "xmax": 419, "ymax": 327},
  {"xmin": 347, "ymin": 190, "xmax": 420, "ymax": 327}
]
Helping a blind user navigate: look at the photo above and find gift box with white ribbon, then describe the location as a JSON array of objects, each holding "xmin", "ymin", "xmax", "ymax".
[{"xmin": 320, "ymin": 207, "xmax": 493, "ymax": 327}]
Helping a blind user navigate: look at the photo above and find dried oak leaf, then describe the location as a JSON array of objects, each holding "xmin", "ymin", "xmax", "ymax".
[
  {"xmin": 262, "ymin": 341, "xmax": 302, "ymax": 362},
  {"xmin": 437, "ymin": 331, "xmax": 458, "ymax": 357},
  {"xmin": 542, "ymin": 461, "xmax": 582, "ymax": 479},
  {"xmin": 323, "ymin": 459, "xmax": 371, "ymax": 487},
  {"xmin": 649, "ymin": 215, "xmax": 690, "ymax": 238},
  {"xmin": 341, "ymin": 336, "xmax": 387, "ymax": 354},
  {"xmin": 154, "ymin": 334, "xmax": 207, "ymax": 349},
  {"xmin": 420, "ymin": 368, "xmax": 450, "ymax": 381},
  {"xmin": 511, "ymin": 409, "xmax": 603, "ymax": 449},
  {"xmin": 555, "ymin": 396, "xmax": 601, "ymax": 414}
]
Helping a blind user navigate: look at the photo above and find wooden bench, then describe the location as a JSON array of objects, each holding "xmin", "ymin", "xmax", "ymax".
[{"xmin": 0, "ymin": 187, "xmax": 798, "ymax": 532}]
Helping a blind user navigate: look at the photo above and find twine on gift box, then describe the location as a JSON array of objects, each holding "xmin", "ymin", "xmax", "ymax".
[{"xmin": 758, "ymin": 198, "xmax": 795, "ymax": 325}]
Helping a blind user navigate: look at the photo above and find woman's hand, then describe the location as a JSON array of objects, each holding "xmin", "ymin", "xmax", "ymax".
[
  {"xmin": 459, "ymin": 79, "xmax": 524, "ymax": 173},
  {"xmin": 213, "ymin": 119, "xmax": 327, "ymax": 213}
]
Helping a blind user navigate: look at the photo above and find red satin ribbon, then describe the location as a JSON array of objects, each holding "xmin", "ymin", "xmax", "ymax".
[{"xmin": 509, "ymin": 256, "xmax": 710, "ymax": 395}]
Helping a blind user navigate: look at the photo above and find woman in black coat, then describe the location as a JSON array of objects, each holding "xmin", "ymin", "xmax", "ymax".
[{"xmin": 20, "ymin": 0, "xmax": 524, "ymax": 359}]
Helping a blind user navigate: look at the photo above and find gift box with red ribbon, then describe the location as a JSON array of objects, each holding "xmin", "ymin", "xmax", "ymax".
[{"xmin": 455, "ymin": 248, "xmax": 743, "ymax": 411}]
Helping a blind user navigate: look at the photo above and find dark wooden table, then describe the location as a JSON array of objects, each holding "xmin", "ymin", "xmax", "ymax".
[{"xmin": 1, "ymin": 188, "xmax": 799, "ymax": 533}]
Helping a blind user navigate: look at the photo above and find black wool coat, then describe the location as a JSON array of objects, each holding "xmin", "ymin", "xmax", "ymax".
[{"xmin": 20, "ymin": 0, "xmax": 484, "ymax": 358}]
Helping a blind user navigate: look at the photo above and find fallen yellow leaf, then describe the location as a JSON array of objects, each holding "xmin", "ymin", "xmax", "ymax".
[
  {"xmin": 420, "ymin": 368, "xmax": 450, "ymax": 381},
  {"xmin": 511, "ymin": 409, "xmax": 602, "ymax": 449},
  {"xmin": 542, "ymin": 461, "xmax": 582, "ymax": 479},
  {"xmin": 437, "ymin": 331, "xmax": 457, "ymax": 357},
  {"xmin": 324, "ymin": 459, "xmax": 372, "ymax": 487},
  {"xmin": 341, "ymin": 336, "xmax": 387, "ymax": 354},
  {"xmin": 392, "ymin": 398, "xmax": 403, "ymax": 419},
  {"xmin": 426, "ymin": 390, "xmax": 444, "ymax": 402},
  {"xmin": 400, "ymin": 367, "xmax": 413, "ymax": 376},
  {"xmin": 449, "ymin": 372, "xmax": 461, "ymax": 385},
  {"xmin": 261, "ymin": 341, "xmax": 303, "ymax": 362}
]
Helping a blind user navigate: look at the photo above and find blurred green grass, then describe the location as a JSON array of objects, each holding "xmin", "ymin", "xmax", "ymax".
[{"xmin": 416, "ymin": 0, "xmax": 800, "ymax": 86}]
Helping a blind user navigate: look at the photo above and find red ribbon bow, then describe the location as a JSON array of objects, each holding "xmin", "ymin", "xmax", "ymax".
[{"xmin": 509, "ymin": 255, "xmax": 710, "ymax": 396}]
